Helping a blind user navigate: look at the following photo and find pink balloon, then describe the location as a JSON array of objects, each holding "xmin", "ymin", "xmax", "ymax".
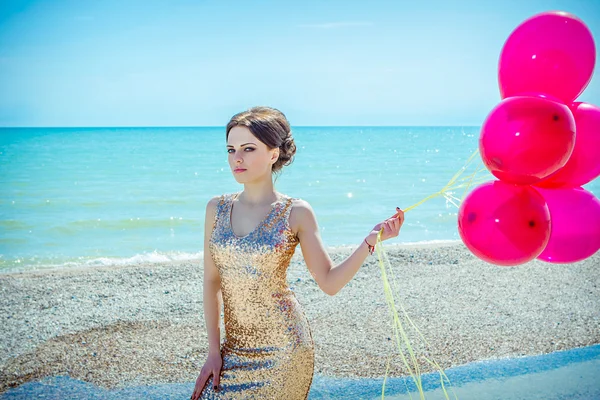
[
  {"xmin": 536, "ymin": 102, "xmax": 600, "ymax": 188},
  {"xmin": 499, "ymin": 11, "xmax": 596, "ymax": 104},
  {"xmin": 458, "ymin": 180, "xmax": 551, "ymax": 266},
  {"xmin": 480, "ymin": 95, "xmax": 576, "ymax": 185},
  {"xmin": 536, "ymin": 187, "xmax": 600, "ymax": 263}
]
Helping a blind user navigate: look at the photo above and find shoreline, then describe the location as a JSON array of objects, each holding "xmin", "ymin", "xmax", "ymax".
[
  {"xmin": 1, "ymin": 242, "xmax": 599, "ymax": 392},
  {"xmin": 0, "ymin": 240, "xmax": 463, "ymax": 277}
]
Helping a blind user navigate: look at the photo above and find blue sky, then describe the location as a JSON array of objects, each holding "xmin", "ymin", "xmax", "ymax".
[{"xmin": 1, "ymin": 0, "xmax": 599, "ymax": 127}]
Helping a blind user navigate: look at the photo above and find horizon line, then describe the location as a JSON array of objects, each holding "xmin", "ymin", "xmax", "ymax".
[{"xmin": 0, "ymin": 124, "xmax": 482, "ymax": 129}]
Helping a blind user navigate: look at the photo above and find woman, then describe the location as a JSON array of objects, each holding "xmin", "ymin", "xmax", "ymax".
[{"xmin": 191, "ymin": 106, "xmax": 405, "ymax": 399}]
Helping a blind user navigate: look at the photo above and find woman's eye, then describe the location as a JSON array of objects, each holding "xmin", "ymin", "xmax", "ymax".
[{"xmin": 228, "ymin": 147, "xmax": 255, "ymax": 153}]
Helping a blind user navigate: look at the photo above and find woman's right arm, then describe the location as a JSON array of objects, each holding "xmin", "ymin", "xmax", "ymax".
[{"xmin": 192, "ymin": 196, "xmax": 223, "ymax": 398}]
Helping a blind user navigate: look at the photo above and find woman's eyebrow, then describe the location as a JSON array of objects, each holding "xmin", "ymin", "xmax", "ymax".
[{"xmin": 226, "ymin": 142, "xmax": 257, "ymax": 147}]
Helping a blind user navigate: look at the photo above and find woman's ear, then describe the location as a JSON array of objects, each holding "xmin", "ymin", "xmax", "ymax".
[{"xmin": 271, "ymin": 148, "xmax": 280, "ymax": 164}]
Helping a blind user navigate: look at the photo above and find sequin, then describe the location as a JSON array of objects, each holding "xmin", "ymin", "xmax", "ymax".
[{"xmin": 200, "ymin": 192, "xmax": 315, "ymax": 399}]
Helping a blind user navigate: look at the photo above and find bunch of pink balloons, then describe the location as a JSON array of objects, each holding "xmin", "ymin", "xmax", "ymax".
[{"xmin": 458, "ymin": 11, "xmax": 600, "ymax": 266}]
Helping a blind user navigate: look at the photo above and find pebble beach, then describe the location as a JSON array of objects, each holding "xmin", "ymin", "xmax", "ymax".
[{"xmin": 1, "ymin": 242, "xmax": 599, "ymax": 393}]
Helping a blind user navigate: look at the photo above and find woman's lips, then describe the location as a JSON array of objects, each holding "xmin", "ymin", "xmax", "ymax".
[{"xmin": 234, "ymin": 168, "xmax": 246, "ymax": 173}]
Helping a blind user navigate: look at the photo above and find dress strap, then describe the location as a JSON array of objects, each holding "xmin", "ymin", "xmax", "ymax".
[
  {"xmin": 281, "ymin": 196, "xmax": 294, "ymax": 220},
  {"xmin": 213, "ymin": 193, "xmax": 235, "ymax": 232},
  {"xmin": 279, "ymin": 196, "xmax": 296, "ymax": 236}
]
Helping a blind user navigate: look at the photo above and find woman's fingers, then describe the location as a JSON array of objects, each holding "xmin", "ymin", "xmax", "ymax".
[
  {"xmin": 381, "ymin": 220, "xmax": 394, "ymax": 239},
  {"xmin": 395, "ymin": 208, "xmax": 405, "ymax": 230},
  {"xmin": 389, "ymin": 219, "xmax": 399, "ymax": 237},
  {"xmin": 387, "ymin": 208, "xmax": 404, "ymax": 224},
  {"xmin": 382, "ymin": 211, "xmax": 404, "ymax": 240},
  {"xmin": 192, "ymin": 371, "xmax": 210, "ymax": 399},
  {"xmin": 213, "ymin": 368, "xmax": 221, "ymax": 389},
  {"xmin": 395, "ymin": 207, "xmax": 405, "ymax": 220},
  {"xmin": 374, "ymin": 207, "xmax": 406, "ymax": 241}
]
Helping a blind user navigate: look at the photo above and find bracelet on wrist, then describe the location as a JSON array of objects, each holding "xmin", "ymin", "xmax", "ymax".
[{"xmin": 364, "ymin": 238, "xmax": 375, "ymax": 255}]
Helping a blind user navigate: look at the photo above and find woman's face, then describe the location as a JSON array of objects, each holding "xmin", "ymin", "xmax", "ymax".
[{"xmin": 227, "ymin": 126, "xmax": 279, "ymax": 183}]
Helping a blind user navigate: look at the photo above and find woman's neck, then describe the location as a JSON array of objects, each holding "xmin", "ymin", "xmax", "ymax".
[{"xmin": 239, "ymin": 180, "xmax": 278, "ymax": 206}]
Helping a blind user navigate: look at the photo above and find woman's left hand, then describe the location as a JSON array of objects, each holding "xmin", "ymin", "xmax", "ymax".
[{"xmin": 366, "ymin": 207, "xmax": 405, "ymax": 245}]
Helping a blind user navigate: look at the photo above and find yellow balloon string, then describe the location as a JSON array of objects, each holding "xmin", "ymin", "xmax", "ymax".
[{"xmin": 377, "ymin": 149, "xmax": 483, "ymax": 399}]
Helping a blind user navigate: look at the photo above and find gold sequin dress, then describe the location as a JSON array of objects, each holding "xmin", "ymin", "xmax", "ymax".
[{"xmin": 200, "ymin": 192, "xmax": 315, "ymax": 399}]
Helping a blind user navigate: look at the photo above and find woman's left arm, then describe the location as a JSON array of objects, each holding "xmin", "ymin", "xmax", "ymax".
[{"xmin": 292, "ymin": 199, "xmax": 404, "ymax": 296}]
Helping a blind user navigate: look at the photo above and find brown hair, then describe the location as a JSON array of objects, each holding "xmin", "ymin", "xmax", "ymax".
[{"xmin": 226, "ymin": 106, "xmax": 296, "ymax": 174}]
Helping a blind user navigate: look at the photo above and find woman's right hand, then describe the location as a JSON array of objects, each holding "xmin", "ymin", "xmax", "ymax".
[
  {"xmin": 191, "ymin": 351, "xmax": 223, "ymax": 399},
  {"xmin": 366, "ymin": 207, "xmax": 405, "ymax": 245}
]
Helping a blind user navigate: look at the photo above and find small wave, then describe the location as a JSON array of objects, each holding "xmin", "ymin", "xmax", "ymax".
[
  {"xmin": 398, "ymin": 239, "xmax": 461, "ymax": 246},
  {"xmin": 324, "ymin": 239, "xmax": 461, "ymax": 252},
  {"xmin": 78, "ymin": 250, "xmax": 203, "ymax": 267},
  {"xmin": 0, "ymin": 250, "xmax": 204, "ymax": 275},
  {"xmin": 0, "ymin": 240, "xmax": 464, "ymax": 275}
]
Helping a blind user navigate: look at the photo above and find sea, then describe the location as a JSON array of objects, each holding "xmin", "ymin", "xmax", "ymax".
[{"xmin": 1, "ymin": 126, "xmax": 599, "ymax": 274}]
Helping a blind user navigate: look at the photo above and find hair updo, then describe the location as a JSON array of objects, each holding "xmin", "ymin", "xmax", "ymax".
[{"xmin": 226, "ymin": 106, "xmax": 297, "ymax": 174}]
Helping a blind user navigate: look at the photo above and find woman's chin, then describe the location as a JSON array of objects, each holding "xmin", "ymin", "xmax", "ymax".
[
  {"xmin": 231, "ymin": 170, "xmax": 268, "ymax": 184},
  {"xmin": 232, "ymin": 174, "xmax": 249, "ymax": 184}
]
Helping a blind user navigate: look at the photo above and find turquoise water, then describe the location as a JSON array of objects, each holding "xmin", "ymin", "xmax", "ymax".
[{"xmin": 1, "ymin": 127, "xmax": 599, "ymax": 273}]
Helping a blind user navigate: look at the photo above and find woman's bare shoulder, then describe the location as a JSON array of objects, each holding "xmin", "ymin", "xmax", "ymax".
[
  {"xmin": 206, "ymin": 195, "xmax": 221, "ymax": 207},
  {"xmin": 205, "ymin": 193, "xmax": 230, "ymax": 215},
  {"xmin": 288, "ymin": 197, "xmax": 316, "ymax": 234},
  {"xmin": 290, "ymin": 197, "xmax": 313, "ymax": 212}
]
